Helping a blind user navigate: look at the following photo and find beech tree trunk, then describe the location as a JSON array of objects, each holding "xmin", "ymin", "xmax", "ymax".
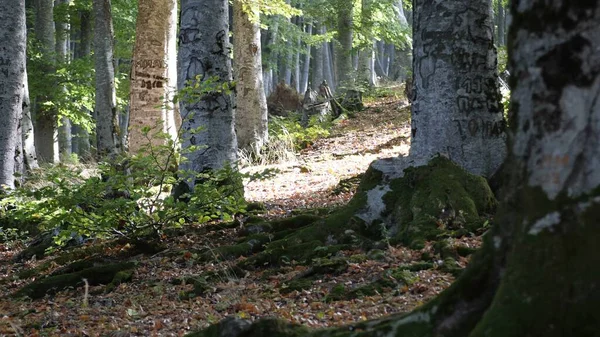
[
  {"xmin": 311, "ymin": 25, "xmax": 324, "ymax": 91},
  {"xmin": 495, "ymin": 1, "xmax": 505, "ymax": 46},
  {"xmin": 33, "ymin": 0, "xmax": 59, "ymax": 163},
  {"xmin": 262, "ymin": 20, "xmax": 279, "ymax": 96},
  {"xmin": 299, "ymin": 23, "xmax": 312, "ymax": 94},
  {"xmin": 21, "ymin": 70, "xmax": 39, "ymax": 171},
  {"xmin": 127, "ymin": 0, "xmax": 179, "ymax": 155},
  {"xmin": 93, "ymin": 0, "xmax": 122, "ymax": 159},
  {"xmin": 0, "ymin": 0, "xmax": 26, "ymax": 189},
  {"xmin": 336, "ymin": 2, "xmax": 354, "ymax": 87},
  {"xmin": 178, "ymin": 0, "xmax": 237, "ymax": 189},
  {"xmin": 233, "ymin": 0, "xmax": 268, "ymax": 155},
  {"xmin": 71, "ymin": 9, "xmax": 92, "ymax": 160},
  {"xmin": 410, "ymin": 0, "xmax": 505, "ymax": 178},
  {"xmin": 56, "ymin": 0, "xmax": 72, "ymax": 161}
]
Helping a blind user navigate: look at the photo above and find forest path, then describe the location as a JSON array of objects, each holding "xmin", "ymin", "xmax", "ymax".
[{"xmin": 243, "ymin": 91, "xmax": 411, "ymax": 218}]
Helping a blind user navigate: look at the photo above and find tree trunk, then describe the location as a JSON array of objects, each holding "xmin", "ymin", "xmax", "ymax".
[
  {"xmin": 21, "ymin": 70, "xmax": 39, "ymax": 171},
  {"xmin": 335, "ymin": 2, "xmax": 354, "ymax": 87},
  {"xmin": 56, "ymin": 0, "xmax": 72, "ymax": 161},
  {"xmin": 178, "ymin": 0, "xmax": 238, "ymax": 190},
  {"xmin": 93, "ymin": 0, "xmax": 122, "ymax": 159},
  {"xmin": 71, "ymin": 9, "xmax": 92, "ymax": 160},
  {"xmin": 472, "ymin": 2, "xmax": 600, "ymax": 333},
  {"xmin": 233, "ymin": 0, "xmax": 268, "ymax": 155},
  {"xmin": 33, "ymin": 0, "xmax": 59, "ymax": 163},
  {"xmin": 311, "ymin": 25, "xmax": 324, "ymax": 91},
  {"xmin": 127, "ymin": 0, "xmax": 179, "ymax": 155},
  {"xmin": 410, "ymin": 0, "xmax": 505, "ymax": 178},
  {"xmin": 262, "ymin": 20, "xmax": 279, "ymax": 96},
  {"xmin": 299, "ymin": 23, "xmax": 312, "ymax": 94},
  {"xmin": 495, "ymin": 1, "xmax": 505, "ymax": 46},
  {"xmin": 323, "ymin": 39, "xmax": 335, "ymax": 92},
  {"xmin": 0, "ymin": 0, "xmax": 26, "ymax": 189}
]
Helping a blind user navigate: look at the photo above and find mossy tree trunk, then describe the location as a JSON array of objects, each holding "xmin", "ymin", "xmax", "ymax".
[{"xmin": 187, "ymin": 0, "xmax": 600, "ymax": 336}]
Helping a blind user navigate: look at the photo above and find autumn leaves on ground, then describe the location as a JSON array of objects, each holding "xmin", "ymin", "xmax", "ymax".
[{"xmin": 0, "ymin": 90, "xmax": 483, "ymax": 337}]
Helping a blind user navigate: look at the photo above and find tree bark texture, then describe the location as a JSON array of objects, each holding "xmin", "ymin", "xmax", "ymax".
[
  {"xmin": 336, "ymin": 2, "xmax": 354, "ymax": 87},
  {"xmin": 472, "ymin": 2, "xmax": 600, "ymax": 334},
  {"xmin": 21, "ymin": 70, "xmax": 39, "ymax": 171},
  {"xmin": 178, "ymin": 0, "xmax": 237, "ymax": 189},
  {"xmin": 300, "ymin": 23, "xmax": 312, "ymax": 94},
  {"xmin": 56, "ymin": 0, "xmax": 72, "ymax": 160},
  {"xmin": 128, "ymin": 0, "xmax": 179, "ymax": 154},
  {"xmin": 0, "ymin": 0, "xmax": 26, "ymax": 189},
  {"xmin": 311, "ymin": 25, "xmax": 324, "ymax": 91},
  {"xmin": 33, "ymin": 0, "xmax": 59, "ymax": 163},
  {"xmin": 93, "ymin": 0, "xmax": 122, "ymax": 159},
  {"xmin": 410, "ymin": 0, "xmax": 506, "ymax": 178},
  {"xmin": 71, "ymin": 9, "xmax": 92, "ymax": 160},
  {"xmin": 233, "ymin": 0, "xmax": 268, "ymax": 155}
]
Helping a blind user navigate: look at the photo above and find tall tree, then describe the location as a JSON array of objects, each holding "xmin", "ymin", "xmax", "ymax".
[
  {"xmin": 33, "ymin": 0, "xmax": 59, "ymax": 163},
  {"xmin": 178, "ymin": 0, "xmax": 237, "ymax": 190},
  {"xmin": 410, "ymin": 0, "xmax": 506, "ymax": 177},
  {"xmin": 128, "ymin": 0, "xmax": 179, "ymax": 154},
  {"xmin": 93, "ymin": 0, "xmax": 122, "ymax": 159},
  {"xmin": 0, "ymin": 0, "xmax": 26, "ymax": 189},
  {"xmin": 56, "ymin": 0, "xmax": 72, "ymax": 160},
  {"xmin": 233, "ymin": 0, "xmax": 268, "ymax": 155},
  {"xmin": 335, "ymin": 1, "xmax": 354, "ymax": 87}
]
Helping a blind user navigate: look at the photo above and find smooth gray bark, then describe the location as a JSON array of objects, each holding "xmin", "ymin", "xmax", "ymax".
[
  {"xmin": 0, "ymin": 0, "xmax": 26, "ymax": 189},
  {"xmin": 21, "ymin": 70, "xmax": 39, "ymax": 171},
  {"xmin": 299, "ymin": 23, "xmax": 312, "ymax": 94},
  {"xmin": 233, "ymin": 0, "xmax": 268, "ymax": 154},
  {"xmin": 178, "ymin": 0, "xmax": 237, "ymax": 189},
  {"xmin": 262, "ymin": 20, "xmax": 279, "ymax": 96},
  {"xmin": 93, "ymin": 0, "xmax": 122, "ymax": 159},
  {"xmin": 128, "ymin": 0, "xmax": 179, "ymax": 154},
  {"xmin": 495, "ymin": 1, "xmax": 505, "ymax": 46},
  {"xmin": 410, "ymin": 0, "xmax": 505, "ymax": 177},
  {"xmin": 311, "ymin": 25, "xmax": 324, "ymax": 91},
  {"xmin": 323, "ymin": 40, "xmax": 335, "ymax": 92},
  {"xmin": 336, "ymin": 2, "xmax": 354, "ymax": 87},
  {"xmin": 71, "ymin": 9, "xmax": 92, "ymax": 160},
  {"xmin": 56, "ymin": 0, "xmax": 72, "ymax": 161},
  {"xmin": 33, "ymin": 0, "xmax": 59, "ymax": 163}
]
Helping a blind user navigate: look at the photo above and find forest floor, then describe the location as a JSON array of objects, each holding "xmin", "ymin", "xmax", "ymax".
[{"xmin": 0, "ymin": 88, "xmax": 483, "ymax": 337}]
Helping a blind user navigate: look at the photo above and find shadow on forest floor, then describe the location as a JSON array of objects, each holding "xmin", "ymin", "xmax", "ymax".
[{"xmin": 0, "ymin": 87, "xmax": 485, "ymax": 336}]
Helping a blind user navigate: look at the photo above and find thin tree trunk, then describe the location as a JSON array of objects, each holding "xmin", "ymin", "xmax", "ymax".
[
  {"xmin": 56, "ymin": 0, "xmax": 72, "ymax": 161},
  {"xmin": 93, "ymin": 0, "xmax": 122, "ymax": 159},
  {"xmin": 0, "ymin": 0, "xmax": 26, "ymax": 189},
  {"xmin": 33, "ymin": 0, "xmax": 59, "ymax": 163},
  {"xmin": 311, "ymin": 25, "xmax": 324, "ymax": 91},
  {"xmin": 323, "ymin": 39, "xmax": 335, "ymax": 92},
  {"xmin": 21, "ymin": 70, "xmax": 39, "ymax": 171},
  {"xmin": 336, "ymin": 3, "xmax": 354, "ymax": 87},
  {"xmin": 496, "ymin": 1, "xmax": 505, "ymax": 46},
  {"xmin": 233, "ymin": 0, "xmax": 268, "ymax": 154},
  {"xmin": 299, "ymin": 23, "xmax": 312, "ymax": 94},
  {"xmin": 71, "ymin": 9, "xmax": 92, "ymax": 160}
]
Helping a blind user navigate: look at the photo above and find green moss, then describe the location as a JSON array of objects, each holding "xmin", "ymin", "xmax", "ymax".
[
  {"xmin": 401, "ymin": 261, "xmax": 434, "ymax": 272},
  {"xmin": 12, "ymin": 262, "xmax": 136, "ymax": 299},
  {"xmin": 281, "ymin": 278, "xmax": 314, "ymax": 294},
  {"xmin": 384, "ymin": 156, "xmax": 497, "ymax": 244}
]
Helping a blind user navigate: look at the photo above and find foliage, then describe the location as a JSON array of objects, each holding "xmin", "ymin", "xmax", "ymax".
[
  {"xmin": 270, "ymin": 113, "xmax": 331, "ymax": 150},
  {"xmin": 0, "ymin": 76, "xmax": 247, "ymax": 250}
]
